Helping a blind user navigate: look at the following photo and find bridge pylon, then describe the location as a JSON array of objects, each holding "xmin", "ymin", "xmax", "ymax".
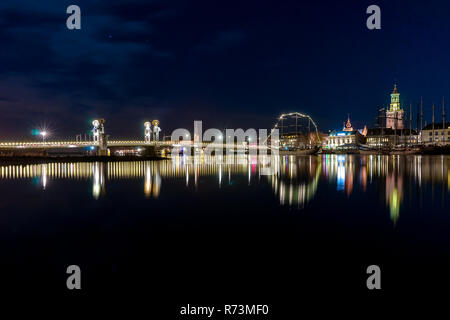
[
  {"xmin": 144, "ymin": 121, "xmax": 152, "ymax": 143},
  {"xmin": 93, "ymin": 119, "xmax": 108, "ymax": 155}
]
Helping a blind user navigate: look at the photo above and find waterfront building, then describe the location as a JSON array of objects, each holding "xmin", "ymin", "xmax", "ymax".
[
  {"xmin": 420, "ymin": 122, "xmax": 450, "ymax": 145},
  {"xmin": 366, "ymin": 128, "xmax": 419, "ymax": 147},
  {"xmin": 386, "ymin": 84, "xmax": 404, "ymax": 130},
  {"xmin": 280, "ymin": 133, "xmax": 309, "ymax": 149},
  {"xmin": 365, "ymin": 84, "xmax": 419, "ymax": 147},
  {"xmin": 326, "ymin": 116, "xmax": 365, "ymax": 149},
  {"xmin": 280, "ymin": 131, "xmax": 326, "ymax": 149}
]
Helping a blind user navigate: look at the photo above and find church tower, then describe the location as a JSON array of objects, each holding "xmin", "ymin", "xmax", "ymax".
[{"xmin": 386, "ymin": 84, "xmax": 404, "ymax": 130}]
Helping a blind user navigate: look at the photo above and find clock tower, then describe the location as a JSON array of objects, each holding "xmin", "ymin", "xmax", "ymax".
[{"xmin": 386, "ymin": 84, "xmax": 404, "ymax": 130}]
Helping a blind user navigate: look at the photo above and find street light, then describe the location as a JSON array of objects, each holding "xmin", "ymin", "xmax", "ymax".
[{"xmin": 40, "ymin": 131, "xmax": 47, "ymax": 142}]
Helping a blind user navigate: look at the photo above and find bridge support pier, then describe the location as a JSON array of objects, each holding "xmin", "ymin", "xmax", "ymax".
[{"xmin": 98, "ymin": 132, "xmax": 108, "ymax": 156}]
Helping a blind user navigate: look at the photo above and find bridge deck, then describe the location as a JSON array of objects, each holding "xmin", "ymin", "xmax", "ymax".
[{"xmin": 0, "ymin": 140, "xmax": 271, "ymax": 150}]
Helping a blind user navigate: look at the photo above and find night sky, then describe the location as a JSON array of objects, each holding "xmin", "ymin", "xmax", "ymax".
[{"xmin": 1, "ymin": 0, "xmax": 450, "ymax": 140}]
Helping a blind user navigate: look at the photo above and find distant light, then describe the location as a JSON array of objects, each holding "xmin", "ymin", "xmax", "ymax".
[
  {"xmin": 185, "ymin": 134, "xmax": 189, "ymax": 138},
  {"xmin": 40, "ymin": 131, "xmax": 47, "ymax": 137},
  {"xmin": 218, "ymin": 135, "xmax": 223, "ymax": 140}
]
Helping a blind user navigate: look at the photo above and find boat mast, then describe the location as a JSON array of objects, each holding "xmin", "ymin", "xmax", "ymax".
[
  {"xmin": 381, "ymin": 107, "xmax": 385, "ymax": 149},
  {"xmin": 420, "ymin": 97, "xmax": 423, "ymax": 131},
  {"xmin": 432, "ymin": 103, "xmax": 435, "ymax": 145},
  {"xmin": 409, "ymin": 103, "xmax": 412, "ymax": 138},
  {"xmin": 443, "ymin": 97, "xmax": 446, "ymax": 144}
]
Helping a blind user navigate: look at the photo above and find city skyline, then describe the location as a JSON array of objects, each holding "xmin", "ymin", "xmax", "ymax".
[
  {"xmin": 2, "ymin": 1, "xmax": 450, "ymax": 139},
  {"xmin": 0, "ymin": 81, "xmax": 447, "ymax": 141}
]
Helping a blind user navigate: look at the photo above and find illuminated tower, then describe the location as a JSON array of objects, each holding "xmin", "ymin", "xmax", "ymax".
[
  {"xmin": 144, "ymin": 121, "xmax": 152, "ymax": 143},
  {"xmin": 152, "ymin": 120, "xmax": 161, "ymax": 141},
  {"xmin": 92, "ymin": 120, "xmax": 101, "ymax": 143},
  {"xmin": 386, "ymin": 84, "xmax": 404, "ymax": 130},
  {"xmin": 92, "ymin": 119, "xmax": 107, "ymax": 155}
]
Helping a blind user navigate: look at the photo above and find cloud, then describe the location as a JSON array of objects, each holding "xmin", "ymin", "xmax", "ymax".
[{"xmin": 195, "ymin": 29, "xmax": 247, "ymax": 52}]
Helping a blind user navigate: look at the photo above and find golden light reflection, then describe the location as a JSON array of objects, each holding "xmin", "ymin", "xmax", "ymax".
[{"xmin": 0, "ymin": 154, "xmax": 448, "ymax": 221}]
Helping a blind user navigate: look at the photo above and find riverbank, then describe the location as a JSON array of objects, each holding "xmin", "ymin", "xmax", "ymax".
[
  {"xmin": 321, "ymin": 145, "xmax": 450, "ymax": 155},
  {"xmin": 0, "ymin": 155, "xmax": 166, "ymax": 165}
]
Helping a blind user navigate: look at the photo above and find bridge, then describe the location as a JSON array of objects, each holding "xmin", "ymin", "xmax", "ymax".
[
  {"xmin": 0, "ymin": 140, "xmax": 264, "ymax": 149},
  {"xmin": 0, "ymin": 118, "xmax": 178, "ymax": 155},
  {"xmin": 0, "ymin": 140, "xmax": 169, "ymax": 149},
  {"xmin": 0, "ymin": 113, "xmax": 321, "ymax": 154}
]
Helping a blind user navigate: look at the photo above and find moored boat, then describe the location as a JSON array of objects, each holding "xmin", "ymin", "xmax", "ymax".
[
  {"xmin": 389, "ymin": 147, "xmax": 421, "ymax": 155},
  {"xmin": 279, "ymin": 146, "xmax": 320, "ymax": 156},
  {"xmin": 359, "ymin": 149, "xmax": 385, "ymax": 155},
  {"xmin": 359, "ymin": 144, "xmax": 389, "ymax": 155}
]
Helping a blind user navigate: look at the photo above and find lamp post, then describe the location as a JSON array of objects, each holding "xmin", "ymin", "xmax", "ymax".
[{"xmin": 40, "ymin": 131, "xmax": 47, "ymax": 143}]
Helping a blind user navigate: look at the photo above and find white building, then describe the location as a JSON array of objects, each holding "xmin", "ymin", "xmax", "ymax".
[
  {"xmin": 421, "ymin": 122, "xmax": 450, "ymax": 145},
  {"xmin": 326, "ymin": 116, "xmax": 365, "ymax": 149}
]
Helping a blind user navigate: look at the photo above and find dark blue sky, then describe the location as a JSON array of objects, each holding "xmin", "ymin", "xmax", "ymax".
[{"xmin": 0, "ymin": 0, "xmax": 449, "ymax": 139}]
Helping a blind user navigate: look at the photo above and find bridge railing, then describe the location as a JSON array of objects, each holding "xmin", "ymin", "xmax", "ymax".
[
  {"xmin": 0, "ymin": 140, "xmax": 272, "ymax": 149},
  {"xmin": 0, "ymin": 141, "xmax": 99, "ymax": 148}
]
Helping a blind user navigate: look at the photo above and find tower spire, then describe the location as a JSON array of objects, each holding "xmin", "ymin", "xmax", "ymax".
[{"xmin": 343, "ymin": 114, "xmax": 353, "ymax": 131}]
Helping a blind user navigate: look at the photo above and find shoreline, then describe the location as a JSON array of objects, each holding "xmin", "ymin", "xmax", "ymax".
[
  {"xmin": 0, "ymin": 155, "xmax": 166, "ymax": 165},
  {"xmin": 0, "ymin": 152, "xmax": 448, "ymax": 166},
  {"xmin": 321, "ymin": 145, "xmax": 450, "ymax": 155}
]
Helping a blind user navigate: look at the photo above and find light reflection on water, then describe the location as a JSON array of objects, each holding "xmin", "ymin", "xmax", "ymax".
[{"xmin": 0, "ymin": 155, "xmax": 448, "ymax": 221}]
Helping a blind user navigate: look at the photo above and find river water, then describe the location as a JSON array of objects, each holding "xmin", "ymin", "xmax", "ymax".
[{"xmin": 0, "ymin": 155, "xmax": 449, "ymax": 299}]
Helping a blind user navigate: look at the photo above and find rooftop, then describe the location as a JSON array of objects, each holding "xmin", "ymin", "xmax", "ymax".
[
  {"xmin": 422, "ymin": 122, "xmax": 450, "ymax": 130},
  {"xmin": 367, "ymin": 127, "xmax": 418, "ymax": 136},
  {"xmin": 329, "ymin": 130, "xmax": 360, "ymax": 137}
]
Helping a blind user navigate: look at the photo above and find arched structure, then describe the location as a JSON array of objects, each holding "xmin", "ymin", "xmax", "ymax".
[{"xmin": 267, "ymin": 112, "xmax": 321, "ymax": 148}]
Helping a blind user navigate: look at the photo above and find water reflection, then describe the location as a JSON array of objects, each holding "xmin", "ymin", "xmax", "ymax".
[
  {"xmin": 271, "ymin": 156, "xmax": 320, "ymax": 208},
  {"xmin": 0, "ymin": 155, "xmax": 448, "ymax": 222},
  {"xmin": 92, "ymin": 163, "xmax": 105, "ymax": 199}
]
